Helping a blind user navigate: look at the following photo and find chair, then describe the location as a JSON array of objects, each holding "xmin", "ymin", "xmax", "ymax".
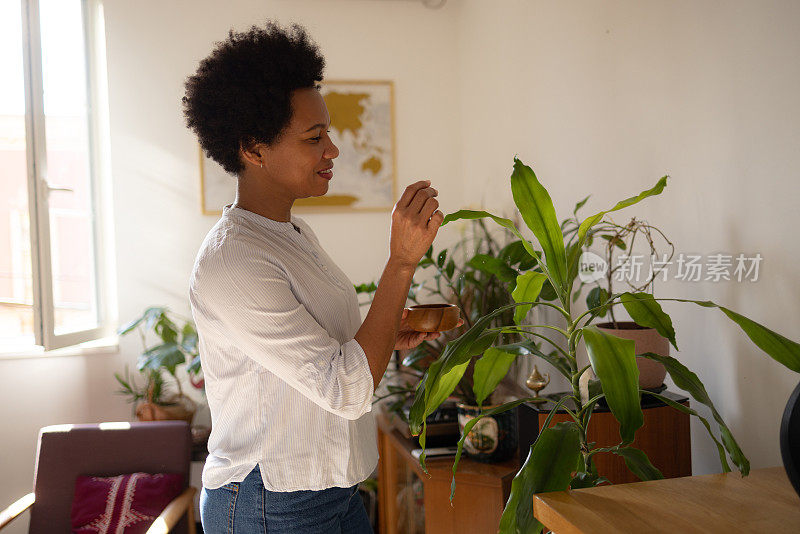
[{"xmin": 0, "ymin": 421, "xmax": 196, "ymax": 533}]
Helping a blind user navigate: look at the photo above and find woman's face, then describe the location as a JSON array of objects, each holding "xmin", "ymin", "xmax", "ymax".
[{"xmin": 260, "ymin": 87, "xmax": 339, "ymax": 200}]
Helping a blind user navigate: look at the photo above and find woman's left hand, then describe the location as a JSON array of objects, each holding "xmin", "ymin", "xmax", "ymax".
[{"xmin": 394, "ymin": 309, "xmax": 464, "ymax": 351}]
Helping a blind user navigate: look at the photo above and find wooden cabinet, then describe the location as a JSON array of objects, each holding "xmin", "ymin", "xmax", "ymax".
[
  {"xmin": 377, "ymin": 391, "xmax": 692, "ymax": 533},
  {"xmin": 516, "ymin": 390, "xmax": 692, "ymax": 484},
  {"xmin": 376, "ymin": 412, "xmax": 518, "ymax": 534}
]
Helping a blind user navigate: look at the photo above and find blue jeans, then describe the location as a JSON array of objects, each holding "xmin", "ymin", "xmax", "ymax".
[{"xmin": 200, "ymin": 465, "xmax": 374, "ymax": 533}]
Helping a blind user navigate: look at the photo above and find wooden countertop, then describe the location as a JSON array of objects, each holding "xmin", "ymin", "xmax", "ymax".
[{"xmin": 533, "ymin": 466, "xmax": 800, "ymax": 533}]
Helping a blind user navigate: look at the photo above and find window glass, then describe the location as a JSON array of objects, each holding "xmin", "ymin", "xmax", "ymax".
[
  {"xmin": 39, "ymin": 0, "xmax": 99, "ymax": 335},
  {"xmin": 0, "ymin": 0, "xmax": 35, "ymax": 345}
]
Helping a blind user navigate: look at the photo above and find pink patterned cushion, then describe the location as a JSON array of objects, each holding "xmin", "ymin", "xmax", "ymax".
[{"xmin": 70, "ymin": 472, "xmax": 183, "ymax": 534}]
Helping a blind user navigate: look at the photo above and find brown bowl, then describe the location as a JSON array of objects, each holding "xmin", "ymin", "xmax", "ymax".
[{"xmin": 405, "ymin": 304, "xmax": 461, "ymax": 333}]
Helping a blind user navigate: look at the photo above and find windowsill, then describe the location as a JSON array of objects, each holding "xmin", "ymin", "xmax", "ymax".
[{"xmin": 0, "ymin": 336, "xmax": 120, "ymax": 361}]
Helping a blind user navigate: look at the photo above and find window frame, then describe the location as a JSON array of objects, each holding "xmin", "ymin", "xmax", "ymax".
[{"xmin": 14, "ymin": 0, "xmax": 116, "ymax": 352}]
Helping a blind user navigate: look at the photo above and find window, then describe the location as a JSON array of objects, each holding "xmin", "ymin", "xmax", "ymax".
[{"xmin": 1, "ymin": 0, "xmax": 114, "ymax": 353}]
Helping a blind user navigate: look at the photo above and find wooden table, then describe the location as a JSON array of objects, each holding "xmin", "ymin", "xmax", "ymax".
[{"xmin": 533, "ymin": 466, "xmax": 800, "ymax": 533}]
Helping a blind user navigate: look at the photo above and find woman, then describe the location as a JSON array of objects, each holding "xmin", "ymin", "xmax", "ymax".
[{"xmin": 183, "ymin": 22, "xmax": 453, "ymax": 533}]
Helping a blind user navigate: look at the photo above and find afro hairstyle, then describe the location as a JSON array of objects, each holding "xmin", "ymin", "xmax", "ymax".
[{"xmin": 182, "ymin": 21, "xmax": 325, "ymax": 175}]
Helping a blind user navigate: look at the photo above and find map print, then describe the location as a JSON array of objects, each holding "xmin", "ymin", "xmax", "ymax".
[
  {"xmin": 199, "ymin": 81, "xmax": 396, "ymax": 214},
  {"xmin": 296, "ymin": 81, "xmax": 395, "ymax": 209}
]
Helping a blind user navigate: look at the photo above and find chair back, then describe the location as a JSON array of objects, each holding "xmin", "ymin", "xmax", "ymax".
[{"xmin": 28, "ymin": 421, "xmax": 192, "ymax": 533}]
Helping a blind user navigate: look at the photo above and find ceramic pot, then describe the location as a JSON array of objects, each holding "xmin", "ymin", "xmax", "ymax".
[
  {"xmin": 456, "ymin": 403, "xmax": 517, "ymax": 463},
  {"xmin": 595, "ymin": 321, "xmax": 668, "ymax": 389},
  {"xmin": 136, "ymin": 395, "xmax": 196, "ymax": 425}
]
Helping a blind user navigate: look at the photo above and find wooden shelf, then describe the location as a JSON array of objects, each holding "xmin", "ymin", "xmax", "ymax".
[
  {"xmin": 377, "ymin": 390, "xmax": 693, "ymax": 533},
  {"xmin": 377, "ymin": 411, "xmax": 518, "ymax": 534}
]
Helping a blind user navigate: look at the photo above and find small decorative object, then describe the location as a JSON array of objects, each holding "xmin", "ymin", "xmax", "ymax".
[
  {"xmin": 525, "ymin": 364, "xmax": 550, "ymax": 403},
  {"xmin": 199, "ymin": 80, "xmax": 396, "ymax": 215},
  {"xmin": 456, "ymin": 402, "xmax": 517, "ymax": 463},
  {"xmin": 405, "ymin": 303, "xmax": 461, "ymax": 333}
]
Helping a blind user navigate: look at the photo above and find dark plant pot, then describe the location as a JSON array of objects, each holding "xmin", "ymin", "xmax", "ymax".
[
  {"xmin": 595, "ymin": 321, "xmax": 669, "ymax": 389},
  {"xmin": 456, "ymin": 403, "xmax": 517, "ymax": 463}
]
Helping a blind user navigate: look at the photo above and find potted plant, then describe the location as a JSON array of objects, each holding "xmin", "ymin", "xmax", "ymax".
[
  {"xmin": 565, "ymin": 211, "xmax": 676, "ymax": 389},
  {"xmin": 407, "ymin": 157, "xmax": 800, "ymax": 533},
  {"xmin": 115, "ymin": 307, "xmax": 204, "ymax": 424},
  {"xmin": 357, "ymin": 218, "xmax": 540, "ymax": 462}
]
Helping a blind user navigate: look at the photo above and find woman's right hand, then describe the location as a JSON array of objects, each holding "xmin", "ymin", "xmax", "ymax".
[{"xmin": 389, "ymin": 180, "xmax": 443, "ymax": 269}]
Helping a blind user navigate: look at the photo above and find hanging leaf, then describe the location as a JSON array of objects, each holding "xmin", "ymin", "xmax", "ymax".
[
  {"xmin": 472, "ymin": 341, "xmax": 538, "ymax": 406},
  {"xmin": 498, "ymin": 422, "xmax": 582, "ymax": 534},
  {"xmin": 641, "ymin": 390, "xmax": 731, "ymax": 472},
  {"xmin": 620, "ymin": 292, "xmax": 678, "ymax": 350},
  {"xmin": 612, "ymin": 447, "xmax": 664, "ymax": 481},
  {"xmin": 511, "ymin": 271, "xmax": 548, "ymax": 325},
  {"xmin": 582, "ymin": 326, "xmax": 643, "ymax": 444},
  {"xmin": 586, "ymin": 287, "xmax": 610, "ymax": 318},
  {"xmin": 442, "ymin": 210, "xmax": 542, "ymax": 271},
  {"xmin": 437, "ymin": 249, "xmax": 448, "ymax": 268},
  {"xmin": 468, "ymin": 254, "xmax": 518, "ymax": 283},
  {"xmin": 639, "ymin": 352, "xmax": 750, "ymax": 475},
  {"xmin": 573, "ymin": 195, "xmax": 591, "ymax": 215},
  {"xmin": 138, "ymin": 342, "xmax": 185, "ymax": 375},
  {"xmin": 600, "ymin": 234, "xmax": 627, "ymax": 250}
]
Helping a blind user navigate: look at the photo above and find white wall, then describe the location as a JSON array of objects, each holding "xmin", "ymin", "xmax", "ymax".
[
  {"xmin": 2, "ymin": 1, "xmax": 800, "ymax": 530},
  {"xmin": 456, "ymin": 0, "xmax": 800, "ymax": 475},
  {"xmin": 0, "ymin": 1, "xmax": 461, "ymax": 532}
]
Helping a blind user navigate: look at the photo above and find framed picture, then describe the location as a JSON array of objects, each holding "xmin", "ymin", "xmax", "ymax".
[{"xmin": 199, "ymin": 79, "xmax": 397, "ymax": 215}]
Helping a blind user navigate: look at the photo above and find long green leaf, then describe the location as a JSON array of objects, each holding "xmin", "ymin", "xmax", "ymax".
[
  {"xmin": 498, "ymin": 422, "xmax": 582, "ymax": 534},
  {"xmin": 510, "ymin": 159, "xmax": 568, "ymax": 296},
  {"xmin": 639, "ymin": 352, "xmax": 749, "ymax": 475},
  {"xmin": 473, "ymin": 341, "xmax": 538, "ymax": 406},
  {"xmin": 577, "ymin": 176, "xmax": 668, "ymax": 245},
  {"xmin": 442, "ymin": 210, "xmax": 541, "ymax": 265},
  {"xmin": 582, "ymin": 326, "xmax": 643, "ymax": 444},
  {"xmin": 511, "ymin": 271, "xmax": 548, "ymax": 325},
  {"xmin": 654, "ymin": 298, "xmax": 800, "ymax": 372},
  {"xmin": 468, "ymin": 254, "xmax": 518, "ymax": 283},
  {"xmin": 613, "ymin": 447, "xmax": 664, "ymax": 481},
  {"xmin": 620, "ymin": 292, "xmax": 678, "ymax": 350},
  {"xmin": 138, "ymin": 342, "xmax": 185, "ymax": 375},
  {"xmin": 641, "ymin": 390, "xmax": 731, "ymax": 472}
]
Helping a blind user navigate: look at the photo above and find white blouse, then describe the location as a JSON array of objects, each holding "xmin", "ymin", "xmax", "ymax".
[{"xmin": 189, "ymin": 205, "xmax": 377, "ymax": 491}]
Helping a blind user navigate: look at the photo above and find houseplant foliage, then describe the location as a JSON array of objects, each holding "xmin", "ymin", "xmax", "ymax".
[
  {"xmin": 407, "ymin": 158, "xmax": 800, "ymax": 533},
  {"xmin": 356, "ymin": 218, "xmax": 541, "ymax": 419},
  {"xmin": 115, "ymin": 307, "xmax": 203, "ymax": 422}
]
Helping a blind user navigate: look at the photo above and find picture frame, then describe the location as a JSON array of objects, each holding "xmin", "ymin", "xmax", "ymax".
[{"xmin": 198, "ymin": 79, "xmax": 397, "ymax": 215}]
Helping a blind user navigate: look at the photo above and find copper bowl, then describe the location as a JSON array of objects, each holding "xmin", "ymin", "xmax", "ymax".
[{"xmin": 406, "ymin": 304, "xmax": 460, "ymax": 333}]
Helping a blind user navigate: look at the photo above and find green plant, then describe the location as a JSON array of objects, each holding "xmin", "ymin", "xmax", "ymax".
[
  {"xmin": 562, "ymin": 208, "xmax": 675, "ymax": 326},
  {"xmin": 356, "ymin": 218, "xmax": 542, "ymax": 416},
  {"xmin": 408, "ymin": 158, "xmax": 800, "ymax": 533},
  {"xmin": 114, "ymin": 307, "xmax": 203, "ymax": 407}
]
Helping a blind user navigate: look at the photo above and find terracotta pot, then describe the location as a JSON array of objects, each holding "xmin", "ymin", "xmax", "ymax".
[
  {"xmin": 595, "ymin": 321, "xmax": 668, "ymax": 389},
  {"xmin": 136, "ymin": 395, "xmax": 196, "ymax": 425}
]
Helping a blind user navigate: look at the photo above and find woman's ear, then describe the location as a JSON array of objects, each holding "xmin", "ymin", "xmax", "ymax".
[{"xmin": 239, "ymin": 139, "xmax": 264, "ymax": 168}]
